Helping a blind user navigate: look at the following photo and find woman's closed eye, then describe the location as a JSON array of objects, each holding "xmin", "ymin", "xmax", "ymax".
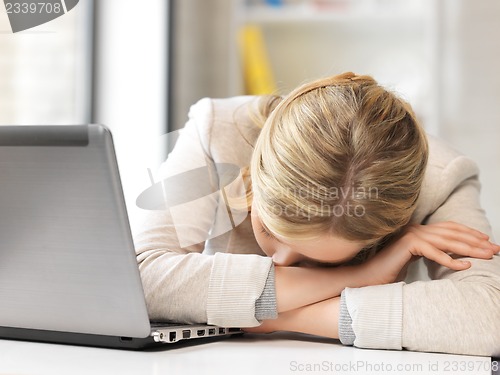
[
  {"xmin": 260, "ymin": 224, "xmax": 284, "ymax": 243},
  {"xmin": 260, "ymin": 227, "xmax": 273, "ymax": 238}
]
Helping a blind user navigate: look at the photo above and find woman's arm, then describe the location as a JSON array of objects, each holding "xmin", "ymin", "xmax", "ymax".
[
  {"xmin": 401, "ymin": 171, "xmax": 500, "ymax": 356},
  {"xmin": 250, "ymin": 220, "xmax": 496, "ymax": 340},
  {"xmin": 135, "ymin": 98, "xmax": 274, "ymax": 328},
  {"xmin": 273, "ymin": 264, "xmax": 372, "ymax": 313},
  {"xmin": 340, "ymin": 155, "xmax": 500, "ymax": 356},
  {"xmin": 272, "ymin": 219, "xmax": 497, "ymax": 314},
  {"xmin": 246, "ymin": 297, "xmax": 341, "ymax": 339}
]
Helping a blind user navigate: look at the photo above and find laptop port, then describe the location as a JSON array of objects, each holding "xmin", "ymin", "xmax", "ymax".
[
  {"xmin": 182, "ymin": 330, "xmax": 191, "ymax": 339},
  {"xmin": 208, "ymin": 328, "xmax": 215, "ymax": 335},
  {"xmin": 120, "ymin": 337, "xmax": 133, "ymax": 342},
  {"xmin": 197, "ymin": 329, "xmax": 205, "ymax": 336},
  {"xmin": 218, "ymin": 328, "xmax": 225, "ymax": 334},
  {"xmin": 169, "ymin": 332, "xmax": 176, "ymax": 342},
  {"xmin": 228, "ymin": 328, "xmax": 241, "ymax": 333}
]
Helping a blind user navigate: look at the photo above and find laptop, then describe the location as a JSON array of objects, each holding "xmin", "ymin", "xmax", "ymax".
[{"xmin": 0, "ymin": 124, "xmax": 242, "ymax": 349}]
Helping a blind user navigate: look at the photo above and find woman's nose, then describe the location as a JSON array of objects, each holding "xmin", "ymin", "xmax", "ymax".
[{"xmin": 272, "ymin": 248, "xmax": 302, "ymax": 267}]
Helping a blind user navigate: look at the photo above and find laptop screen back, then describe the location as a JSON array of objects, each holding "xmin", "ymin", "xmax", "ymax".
[{"xmin": 0, "ymin": 124, "xmax": 151, "ymax": 338}]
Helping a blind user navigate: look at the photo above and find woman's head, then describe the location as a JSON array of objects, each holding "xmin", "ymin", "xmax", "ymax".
[{"xmin": 249, "ymin": 72, "xmax": 428, "ymax": 265}]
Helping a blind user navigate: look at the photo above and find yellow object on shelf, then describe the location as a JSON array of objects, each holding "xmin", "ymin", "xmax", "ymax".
[{"xmin": 238, "ymin": 25, "xmax": 277, "ymax": 95}]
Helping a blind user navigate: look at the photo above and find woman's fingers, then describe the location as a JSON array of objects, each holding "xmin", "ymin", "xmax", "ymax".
[
  {"xmin": 430, "ymin": 221, "xmax": 490, "ymax": 240},
  {"xmin": 404, "ymin": 221, "xmax": 500, "ymax": 270},
  {"xmin": 415, "ymin": 240, "xmax": 472, "ymax": 271},
  {"xmin": 411, "ymin": 222, "xmax": 489, "ymax": 244},
  {"xmin": 416, "ymin": 232, "xmax": 496, "ymax": 259},
  {"xmin": 408, "ymin": 222, "xmax": 500, "ymax": 259},
  {"xmin": 419, "ymin": 225, "xmax": 495, "ymax": 249}
]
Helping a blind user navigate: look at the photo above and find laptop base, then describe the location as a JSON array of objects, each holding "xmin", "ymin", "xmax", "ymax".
[{"xmin": 0, "ymin": 326, "xmax": 243, "ymax": 350}]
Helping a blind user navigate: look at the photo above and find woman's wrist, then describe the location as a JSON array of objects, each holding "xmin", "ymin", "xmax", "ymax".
[
  {"xmin": 246, "ymin": 296, "xmax": 341, "ymax": 339},
  {"xmin": 354, "ymin": 259, "xmax": 388, "ymax": 286},
  {"xmin": 285, "ymin": 297, "xmax": 340, "ymax": 339},
  {"xmin": 279, "ymin": 297, "xmax": 341, "ymax": 338},
  {"xmin": 274, "ymin": 263, "xmax": 378, "ymax": 313}
]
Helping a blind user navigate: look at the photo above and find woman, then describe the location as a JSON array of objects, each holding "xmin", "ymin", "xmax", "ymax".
[{"xmin": 134, "ymin": 72, "xmax": 500, "ymax": 356}]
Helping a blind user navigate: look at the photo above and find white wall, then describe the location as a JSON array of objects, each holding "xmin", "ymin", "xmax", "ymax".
[
  {"xmin": 92, "ymin": 0, "xmax": 168, "ymax": 230},
  {"xmin": 439, "ymin": 0, "xmax": 500, "ymax": 240},
  {"xmin": 170, "ymin": 0, "xmax": 233, "ymax": 131}
]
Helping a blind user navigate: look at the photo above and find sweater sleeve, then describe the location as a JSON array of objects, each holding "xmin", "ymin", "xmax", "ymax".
[
  {"xmin": 340, "ymin": 155, "xmax": 500, "ymax": 356},
  {"xmin": 401, "ymin": 157, "xmax": 500, "ymax": 356},
  {"xmin": 134, "ymin": 98, "xmax": 273, "ymax": 327},
  {"xmin": 255, "ymin": 266, "xmax": 278, "ymax": 321}
]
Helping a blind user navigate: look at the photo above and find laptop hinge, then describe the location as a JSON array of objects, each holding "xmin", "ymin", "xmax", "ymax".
[{"xmin": 0, "ymin": 125, "xmax": 89, "ymax": 146}]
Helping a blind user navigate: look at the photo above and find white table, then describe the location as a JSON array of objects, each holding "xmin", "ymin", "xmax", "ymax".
[{"xmin": 0, "ymin": 332, "xmax": 494, "ymax": 375}]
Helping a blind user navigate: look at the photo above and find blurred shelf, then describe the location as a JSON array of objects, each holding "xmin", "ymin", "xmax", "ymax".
[
  {"xmin": 230, "ymin": 0, "xmax": 439, "ymax": 136},
  {"xmin": 242, "ymin": 3, "xmax": 426, "ymax": 25}
]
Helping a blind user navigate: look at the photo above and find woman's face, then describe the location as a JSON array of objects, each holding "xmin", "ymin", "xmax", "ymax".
[{"xmin": 251, "ymin": 202, "xmax": 367, "ymax": 267}]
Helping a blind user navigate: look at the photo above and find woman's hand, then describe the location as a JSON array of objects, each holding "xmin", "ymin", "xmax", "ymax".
[{"xmin": 362, "ymin": 221, "xmax": 500, "ymax": 285}]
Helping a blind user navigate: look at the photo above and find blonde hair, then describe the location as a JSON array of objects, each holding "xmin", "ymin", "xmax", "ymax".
[{"xmin": 248, "ymin": 72, "xmax": 429, "ymax": 246}]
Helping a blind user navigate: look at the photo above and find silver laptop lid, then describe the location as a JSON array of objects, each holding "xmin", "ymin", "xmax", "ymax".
[{"xmin": 0, "ymin": 124, "xmax": 151, "ymax": 338}]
